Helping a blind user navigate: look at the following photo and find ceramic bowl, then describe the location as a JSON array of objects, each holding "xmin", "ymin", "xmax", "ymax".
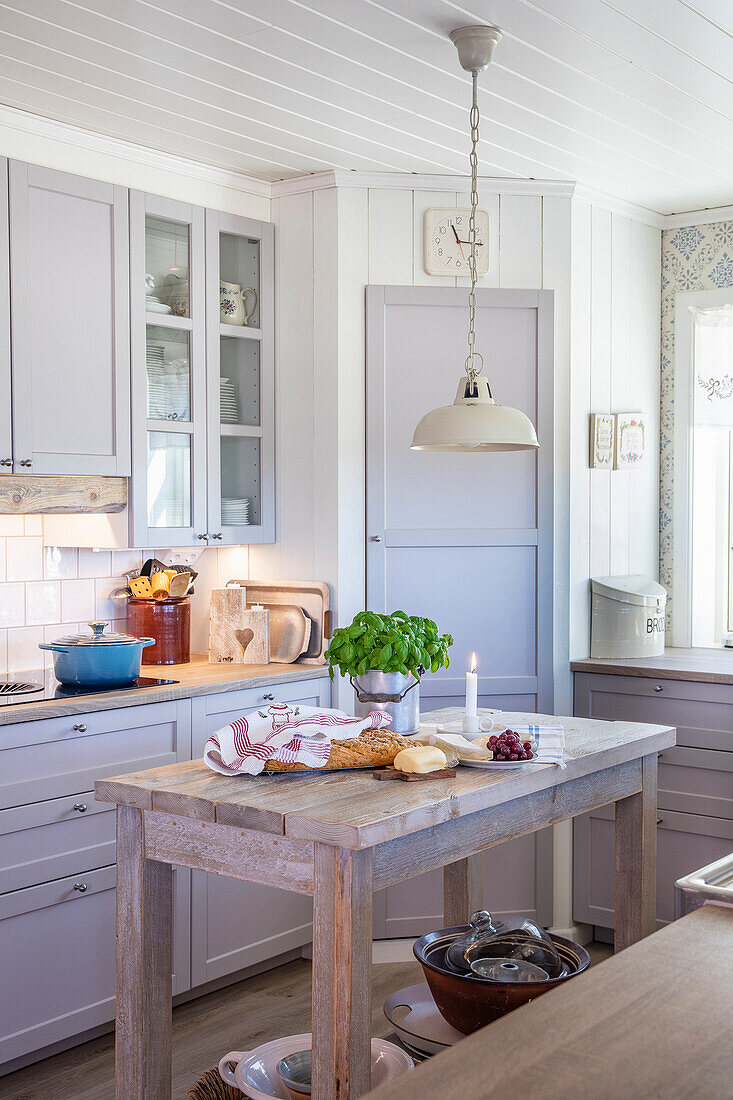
[
  {"xmin": 218, "ymin": 1034, "xmax": 413, "ymax": 1098},
  {"xmin": 414, "ymin": 925, "xmax": 590, "ymax": 1034}
]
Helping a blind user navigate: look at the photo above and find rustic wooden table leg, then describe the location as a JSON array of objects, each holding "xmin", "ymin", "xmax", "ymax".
[
  {"xmin": 444, "ymin": 855, "xmax": 483, "ymax": 927},
  {"xmin": 115, "ymin": 805, "xmax": 173, "ymax": 1100},
  {"xmin": 614, "ymin": 753, "xmax": 658, "ymax": 952},
  {"xmin": 312, "ymin": 844, "xmax": 374, "ymax": 1100}
]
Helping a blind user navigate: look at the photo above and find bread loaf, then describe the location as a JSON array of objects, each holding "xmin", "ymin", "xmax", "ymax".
[{"xmin": 264, "ymin": 728, "xmax": 413, "ymax": 772}]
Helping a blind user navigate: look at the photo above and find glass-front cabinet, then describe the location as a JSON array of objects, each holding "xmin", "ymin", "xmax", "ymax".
[{"xmin": 129, "ymin": 195, "xmax": 274, "ymax": 547}]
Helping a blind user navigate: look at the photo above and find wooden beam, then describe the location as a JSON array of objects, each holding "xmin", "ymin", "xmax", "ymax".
[
  {"xmin": 373, "ymin": 759, "xmax": 642, "ymax": 891},
  {"xmin": 115, "ymin": 805, "xmax": 172, "ymax": 1100},
  {"xmin": 444, "ymin": 855, "xmax": 483, "ymax": 927},
  {"xmin": 143, "ymin": 811, "xmax": 314, "ymax": 894},
  {"xmin": 0, "ymin": 474, "xmax": 127, "ymax": 513},
  {"xmin": 615, "ymin": 752, "xmax": 658, "ymax": 951}
]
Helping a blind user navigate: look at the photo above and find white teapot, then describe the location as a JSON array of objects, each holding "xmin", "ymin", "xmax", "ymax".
[{"xmin": 220, "ymin": 281, "xmax": 257, "ymax": 326}]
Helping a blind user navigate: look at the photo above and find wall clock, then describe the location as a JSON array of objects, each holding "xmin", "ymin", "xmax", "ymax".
[{"xmin": 423, "ymin": 207, "xmax": 490, "ymax": 277}]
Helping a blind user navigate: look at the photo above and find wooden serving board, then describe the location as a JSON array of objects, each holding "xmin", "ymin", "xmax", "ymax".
[{"xmin": 373, "ymin": 766, "xmax": 457, "ymax": 782}]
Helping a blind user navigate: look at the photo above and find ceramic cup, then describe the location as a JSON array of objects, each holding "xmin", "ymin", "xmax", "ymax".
[{"xmin": 462, "ymin": 713, "xmax": 497, "ymax": 736}]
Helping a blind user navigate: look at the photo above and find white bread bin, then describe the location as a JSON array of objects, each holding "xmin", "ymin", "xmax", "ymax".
[{"xmin": 590, "ymin": 575, "xmax": 667, "ymax": 659}]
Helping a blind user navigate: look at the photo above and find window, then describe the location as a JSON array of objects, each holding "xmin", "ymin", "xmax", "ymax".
[{"xmin": 674, "ymin": 291, "xmax": 733, "ymax": 646}]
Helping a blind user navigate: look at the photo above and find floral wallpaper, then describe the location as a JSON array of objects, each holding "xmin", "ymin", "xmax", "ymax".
[{"xmin": 660, "ymin": 219, "xmax": 733, "ymax": 629}]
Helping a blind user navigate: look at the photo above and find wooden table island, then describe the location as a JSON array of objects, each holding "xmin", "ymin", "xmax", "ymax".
[
  {"xmin": 364, "ymin": 902, "xmax": 733, "ymax": 1100},
  {"xmin": 95, "ymin": 708, "xmax": 675, "ymax": 1100}
]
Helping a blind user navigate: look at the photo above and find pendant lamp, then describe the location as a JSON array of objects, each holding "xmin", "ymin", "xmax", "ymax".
[{"xmin": 411, "ymin": 26, "xmax": 539, "ymax": 452}]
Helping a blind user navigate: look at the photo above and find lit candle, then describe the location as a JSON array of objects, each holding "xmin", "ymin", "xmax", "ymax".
[{"xmin": 464, "ymin": 653, "xmax": 478, "ymax": 734}]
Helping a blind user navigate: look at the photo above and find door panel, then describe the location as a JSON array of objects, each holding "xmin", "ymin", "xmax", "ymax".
[
  {"xmin": 9, "ymin": 163, "xmax": 130, "ymax": 475},
  {"xmin": 0, "ymin": 159, "xmax": 11, "ymax": 467}
]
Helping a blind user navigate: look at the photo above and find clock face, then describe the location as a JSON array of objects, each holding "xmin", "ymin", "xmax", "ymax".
[{"xmin": 424, "ymin": 207, "xmax": 490, "ymax": 277}]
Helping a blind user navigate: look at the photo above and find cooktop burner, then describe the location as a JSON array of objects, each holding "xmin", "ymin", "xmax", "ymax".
[{"xmin": 0, "ymin": 670, "xmax": 179, "ymax": 706}]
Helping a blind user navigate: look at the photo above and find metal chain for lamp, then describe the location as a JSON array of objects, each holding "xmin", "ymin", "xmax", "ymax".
[{"xmin": 465, "ymin": 70, "xmax": 487, "ymax": 397}]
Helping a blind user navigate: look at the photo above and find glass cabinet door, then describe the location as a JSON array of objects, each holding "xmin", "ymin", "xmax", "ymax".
[
  {"xmin": 206, "ymin": 210, "xmax": 274, "ymax": 545},
  {"xmin": 130, "ymin": 192, "xmax": 207, "ymax": 547}
]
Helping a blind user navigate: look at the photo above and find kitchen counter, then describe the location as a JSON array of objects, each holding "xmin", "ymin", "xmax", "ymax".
[
  {"xmin": 0, "ymin": 656, "xmax": 328, "ymax": 725},
  {"xmin": 364, "ymin": 903, "xmax": 733, "ymax": 1100},
  {"xmin": 571, "ymin": 646, "xmax": 733, "ymax": 684}
]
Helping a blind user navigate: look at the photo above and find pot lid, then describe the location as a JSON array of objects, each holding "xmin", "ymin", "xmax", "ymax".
[
  {"xmin": 53, "ymin": 621, "xmax": 143, "ymax": 646},
  {"xmin": 591, "ymin": 575, "xmax": 667, "ymax": 607}
]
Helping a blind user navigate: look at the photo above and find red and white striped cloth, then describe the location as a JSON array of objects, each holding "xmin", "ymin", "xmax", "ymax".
[{"xmin": 203, "ymin": 702, "xmax": 392, "ymax": 776}]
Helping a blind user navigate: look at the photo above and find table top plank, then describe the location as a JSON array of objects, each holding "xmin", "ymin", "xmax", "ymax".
[
  {"xmin": 363, "ymin": 903, "xmax": 733, "ymax": 1100},
  {"xmin": 94, "ymin": 710, "xmax": 675, "ymax": 848}
]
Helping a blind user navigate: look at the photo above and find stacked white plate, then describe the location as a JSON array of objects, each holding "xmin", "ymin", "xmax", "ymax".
[
  {"xmin": 220, "ymin": 377, "xmax": 239, "ymax": 423},
  {"xmin": 147, "ymin": 344, "xmax": 190, "ymax": 421},
  {"xmin": 221, "ymin": 497, "xmax": 250, "ymax": 525}
]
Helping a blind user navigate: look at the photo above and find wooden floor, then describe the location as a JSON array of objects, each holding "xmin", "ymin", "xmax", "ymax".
[{"xmin": 0, "ymin": 945, "xmax": 612, "ymax": 1100}]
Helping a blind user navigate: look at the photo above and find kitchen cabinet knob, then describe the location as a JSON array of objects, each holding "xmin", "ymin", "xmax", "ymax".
[
  {"xmin": 0, "ymin": 458, "xmax": 11, "ymax": 466},
  {"xmin": 657, "ymin": 817, "xmax": 663, "ymax": 826},
  {"xmin": 73, "ymin": 723, "xmax": 87, "ymax": 732},
  {"xmin": 371, "ymin": 535, "xmax": 382, "ymax": 542},
  {"xmin": 73, "ymin": 882, "xmax": 88, "ymax": 893},
  {"xmin": 72, "ymin": 803, "xmax": 88, "ymax": 813},
  {"xmin": 263, "ymin": 692, "xmax": 275, "ymax": 701},
  {"xmin": 654, "ymin": 685, "xmax": 663, "ymax": 693},
  {"xmin": 19, "ymin": 459, "xmax": 32, "ymax": 467},
  {"xmin": 198, "ymin": 533, "xmax": 208, "ymax": 540},
  {"xmin": 212, "ymin": 532, "xmax": 223, "ymax": 540}
]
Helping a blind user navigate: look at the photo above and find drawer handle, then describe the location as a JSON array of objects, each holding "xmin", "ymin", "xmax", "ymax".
[
  {"xmin": 73, "ymin": 723, "xmax": 87, "ymax": 732},
  {"xmin": 654, "ymin": 685, "xmax": 663, "ymax": 693},
  {"xmin": 73, "ymin": 882, "xmax": 88, "ymax": 893},
  {"xmin": 263, "ymin": 692, "xmax": 275, "ymax": 701},
  {"xmin": 72, "ymin": 802, "xmax": 88, "ymax": 813}
]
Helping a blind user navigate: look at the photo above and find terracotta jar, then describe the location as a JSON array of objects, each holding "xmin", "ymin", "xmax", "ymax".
[{"xmin": 126, "ymin": 598, "xmax": 191, "ymax": 665}]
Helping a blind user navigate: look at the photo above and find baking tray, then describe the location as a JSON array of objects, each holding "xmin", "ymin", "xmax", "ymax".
[{"xmin": 228, "ymin": 580, "xmax": 331, "ymax": 665}]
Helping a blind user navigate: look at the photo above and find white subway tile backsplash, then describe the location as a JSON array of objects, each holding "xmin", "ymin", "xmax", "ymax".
[
  {"xmin": 0, "ymin": 538, "xmax": 5, "ymax": 583},
  {"xmin": 7, "ymin": 626, "xmax": 45, "ymax": 672},
  {"xmin": 6, "ymin": 537, "xmax": 43, "ymax": 582},
  {"xmin": 0, "ymin": 629, "xmax": 7, "ymax": 673},
  {"xmin": 95, "ymin": 577, "xmax": 126, "ymax": 621},
  {"xmin": 112, "ymin": 549, "xmax": 143, "ymax": 575},
  {"xmin": 0, "ymin": 582, "xmax": 27, "ymax": 628},
  {"xmin": 44, "ymin": 546, "xmax": 78, "ymax": 580},
  {"xmin": 78, "ymin": 549, "xmax": 112, "ymax": 578},
  {"xmin": 26, "ymin": 581, "xmax": 61, "ymax": 626},
  {"xmin": 61, "ymin": 578, "xmax": 96, "ymax": 623}
]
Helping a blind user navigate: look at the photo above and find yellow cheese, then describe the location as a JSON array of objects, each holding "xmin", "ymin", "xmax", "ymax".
[{"xmin": 393, "ymin": 745, "xmax": 447, "ymax": 774}]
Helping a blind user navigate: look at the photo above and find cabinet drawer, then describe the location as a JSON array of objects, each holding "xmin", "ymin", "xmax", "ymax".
[
  {"xmin": 658, "ymin": 746, "xmax": 733, "ymax": 819},
  {"xmin": 0, "ymin": 700, "xmax": 190, "ymax": 809},
  {"xmin": 0, "ymin": 863, "xmax": 190, "ymax": 1067},
  {"xmin": 0, "ymin": 792, "xmax": 114, "ymax": 894},
  {"xmin": 573, "ymin": 806, "xmax": 733, "ymax": 929}
]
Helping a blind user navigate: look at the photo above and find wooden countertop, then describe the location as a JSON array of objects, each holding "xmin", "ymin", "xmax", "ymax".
[
  {"xmin": 0, "ymin": 656, "xmax": 328, "ymax": 726},
  {"xmin": 571, "ymin": 646, "xmax": 733, "ymax": 684},
  {"xmin": 365, "ymin": 902, "xmax": 733, "ymax": 1100},
  {"xmin": 96, "ymin": 708, "xmax": 675, "ymax": 849}
]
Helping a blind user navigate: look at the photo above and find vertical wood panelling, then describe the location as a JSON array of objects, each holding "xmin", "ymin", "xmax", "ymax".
[
  {"xmin": 368, "ymin": 189, "xmax": 413, "ymax": 285},
  {"xmin": 456, "ymin": 192, "xmax": 500, "ymax": 289},
  {"xmin": 589, "ymin": 206, "xmax": 613, "ymax": 580},
  {"xmin": 499, "ymin": 195, "xmax": 543, "ymax": 288},
  {"xmin": 569, "ymin": 200, "xmax": 592, "ymax": 660},
  {"xmin": 610, "ymin": 214, "xmax": 632, "ymax": 576}
]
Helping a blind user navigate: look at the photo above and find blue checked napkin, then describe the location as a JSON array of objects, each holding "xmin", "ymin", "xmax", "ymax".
[{"xmin": 516, "ymin": 724, "xmax": 566, "ymax": 768}]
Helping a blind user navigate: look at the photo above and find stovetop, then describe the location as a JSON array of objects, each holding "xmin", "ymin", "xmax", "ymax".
[{"xmin": 0, "ymin": 669, "xmax": 179, "ymax": 706}]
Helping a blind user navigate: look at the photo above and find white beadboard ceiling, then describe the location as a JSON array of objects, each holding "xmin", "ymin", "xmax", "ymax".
[{"xmin": 0, "ymin": 0, "xmax": 731, "ymax": 214}]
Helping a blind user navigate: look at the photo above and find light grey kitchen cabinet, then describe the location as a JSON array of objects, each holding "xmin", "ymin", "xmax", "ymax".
[
  {"xmin": 0, "ymin": 699, "xmax": 192, "ymax": 1069},
  {"xmin": 0, "ymin": 159, "xmax": 11, "ymax": 468},
  {"xmin": 189, "ymin": 677, "xmax": 330, "ymax": 985},
  {"xmin": 8, "ymin": 162, "xmax": 130, "ymax": 476},
  {"xmin": 573, "ymin": 671, "xmax": 733, "ymax": 932}
]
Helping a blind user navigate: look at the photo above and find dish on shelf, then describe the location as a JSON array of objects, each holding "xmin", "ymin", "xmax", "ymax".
[{"xmin": 383, "ymin": 983, "xmax": 464, "ymax": 1057}]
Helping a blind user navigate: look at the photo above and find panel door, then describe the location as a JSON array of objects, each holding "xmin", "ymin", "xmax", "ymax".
[
  {"xmin": 366, "ymin": 285, "xmax": 554, "ymax": 934},
  {"xmin": 205, "ymin": 210, "xmax": 275, "ymax": 545},
  {"xmin": 0, "ymin": 159, "xmax": 11, "ymax": 468},
  {"xmin": 0, "ymin": 864, "xmax": 190, "ymax": 1069},
  {"xmin": 129, "ymin": 191, "xmax": 208, "ymax": 547},
  {"xmin": 8, "ymin": 163, "xmax": 130, "ymax": 475},
  {"xmin": 190, "ymin": 679, "xmax": 330, "ymax": 986}
]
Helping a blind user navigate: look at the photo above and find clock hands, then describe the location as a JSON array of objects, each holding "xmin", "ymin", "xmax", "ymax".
[{"xmin": 451, "ymin": 223, "xmax": 466, "ymax": 261}]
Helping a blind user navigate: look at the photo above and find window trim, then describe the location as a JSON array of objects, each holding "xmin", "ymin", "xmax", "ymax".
[{"xmin": 673, "ymin": 288, "xmax": 733, "ymax": 646}]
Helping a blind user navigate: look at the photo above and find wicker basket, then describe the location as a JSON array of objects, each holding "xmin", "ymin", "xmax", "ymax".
[{"xmin": 186, "ymin": 1066, "xmax": 242, "ymax": 1100}]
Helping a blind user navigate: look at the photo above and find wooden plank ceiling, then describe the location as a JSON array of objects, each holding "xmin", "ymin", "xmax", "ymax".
[{"xmin": 0, "ymin": 0, "xmax": 730, "ymax": 213}]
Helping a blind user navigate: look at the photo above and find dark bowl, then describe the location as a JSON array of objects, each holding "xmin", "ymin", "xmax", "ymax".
[{"xmin": 414, "ymin": 925, "xmax": 590, "ymax": 1034}]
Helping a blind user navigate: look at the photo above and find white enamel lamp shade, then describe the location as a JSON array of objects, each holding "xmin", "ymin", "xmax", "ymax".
[{"xmin": 411, "ymin": 375, "xmax": 539, "ymax": 452}]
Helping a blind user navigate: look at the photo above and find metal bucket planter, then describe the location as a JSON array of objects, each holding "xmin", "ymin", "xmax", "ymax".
[{"xmin": 351, "ymin": 670, "xmax": 420, "ymax": 735}]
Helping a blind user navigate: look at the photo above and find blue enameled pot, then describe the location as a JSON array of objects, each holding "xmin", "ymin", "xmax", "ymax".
[{"xmin": 39, "ymin": 620, "xmax": 155, "ymax": 686}]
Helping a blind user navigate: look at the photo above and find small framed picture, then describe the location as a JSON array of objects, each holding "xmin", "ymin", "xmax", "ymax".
[
  {"xmin": 589, "ymin": 413, "xmax": 614, "ymax": 468},
  {"xmin": 614, "ymin": 413, "xmax": 646, "ymax": 469}
]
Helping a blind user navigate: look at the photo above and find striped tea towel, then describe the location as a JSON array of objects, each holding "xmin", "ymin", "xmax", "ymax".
[
  {"xmin": 516, "ymin": 724, "xmax": 566, "ymax": 768},
  {"xmin": 203, "ymin": 703, "xmax": 392, "ymax": 776}
]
